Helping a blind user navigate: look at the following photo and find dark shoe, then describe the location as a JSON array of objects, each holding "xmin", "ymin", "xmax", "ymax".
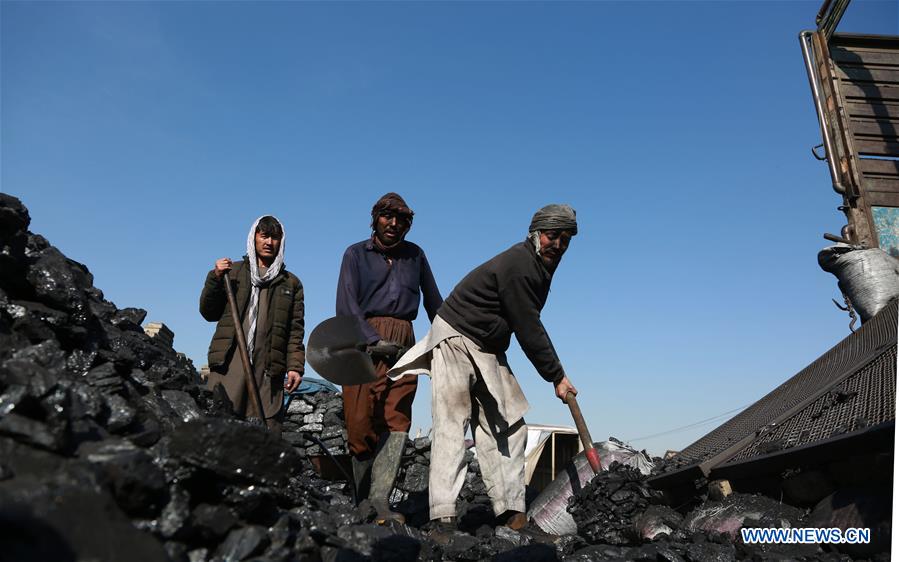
[
  {"xmin": 497, "ymin": 510, "xmax": 528, "ymax": 530},
  {"xmin": 372, "ymin": 500, "xmax": 405, "ymax": 524},
  {"xmin": 426, "ymin": 517, "xmax": 458, "ymax": 545},
  {"xmin": 369, "ymin": 432, "xmax": 407, "ymax": 524}
]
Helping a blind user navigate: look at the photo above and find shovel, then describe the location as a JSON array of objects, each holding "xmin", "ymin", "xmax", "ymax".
[
  {"xmin": 307, "ymin": 316, "xmax": 378, "ymax": 386},
  {"xmin": 307, "ymin": 316, "xmax": 406, "ymax": 386},
  {"xmin": 223, "ymin": 273, "xmax": 266, "ymax": 423},
  {"xmin": 566, "ymin": 391, "xmax": 602, "ymax": 474}
]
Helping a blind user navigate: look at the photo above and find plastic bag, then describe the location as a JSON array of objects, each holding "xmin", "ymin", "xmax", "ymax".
[
  {"xmin": 682, "ymin": 493, "xmax": 804, "ymax": 541},
  {"xmin": 818, "ymin": 245, "xmax": 899, "ymax": 323}
]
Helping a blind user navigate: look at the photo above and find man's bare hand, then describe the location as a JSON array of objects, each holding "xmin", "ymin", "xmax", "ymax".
[
  {"xmin": 555, "ymin": 375, "xmax": 577, "ymax": 402},
  {"xmin": 214, "ymin": 258, "xmax": 233, "ymax": 278},
  {"xmin": 284, "ymin": 370, "xmax": 302, "ymax": 393}
]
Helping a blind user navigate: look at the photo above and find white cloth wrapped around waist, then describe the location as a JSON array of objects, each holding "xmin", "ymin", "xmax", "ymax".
[{"xmin": 388, "ymin": 314, "xmax": 529, "ymax": 426}]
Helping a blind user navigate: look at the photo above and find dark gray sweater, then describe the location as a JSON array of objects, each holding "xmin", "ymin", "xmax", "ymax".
[{"xmin": 437, "ymin": 241, "xmax": 566, "ymax": 384}]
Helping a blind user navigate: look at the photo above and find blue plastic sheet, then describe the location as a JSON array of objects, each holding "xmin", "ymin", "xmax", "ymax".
[{"xmin": 282, "ymin": 376, "xmax": 338, "ymax": 407}]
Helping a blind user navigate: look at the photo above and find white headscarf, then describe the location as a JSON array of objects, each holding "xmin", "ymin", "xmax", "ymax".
[{"xmin": 244, "ymin": 215, "xmax": 285, "ymax": 360}]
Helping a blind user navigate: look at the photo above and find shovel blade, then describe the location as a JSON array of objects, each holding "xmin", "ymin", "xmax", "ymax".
[{"xmin": 307, "ymin": 316, "xmax": 377, "ymax": 386}]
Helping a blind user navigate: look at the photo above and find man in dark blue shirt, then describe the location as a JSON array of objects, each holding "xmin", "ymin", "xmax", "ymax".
[{"xmin": 336, "ymin": 192, "xmax": 442, "ymax": 522}]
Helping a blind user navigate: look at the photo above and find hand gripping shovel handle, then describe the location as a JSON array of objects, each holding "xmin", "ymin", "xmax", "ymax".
[
  {"xmin": 566, "ymin": 391, "xmax": 602, "ymax": 474},
  {"xmin": 223, "ymin": 274, "xmax": 266, "ymax": 423}
]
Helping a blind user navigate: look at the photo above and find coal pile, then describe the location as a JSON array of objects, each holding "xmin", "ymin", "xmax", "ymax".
[
  {"xmin": 568, "ymin": 461, "xmax": 666, "ymax": 546},
  {"xmin": 281, "ymin": 391, "xmax": 348, "ymax": 458},
  {"xmin": 563, "ymin": 461, "xmax": 882, "ymax": 561},
  {"xmin": 0, "ymin": 195, "xmax": 415, "ymax": 561}
]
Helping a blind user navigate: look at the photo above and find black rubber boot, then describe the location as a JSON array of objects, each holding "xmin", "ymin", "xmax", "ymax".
[
  {"xmin": 351, "ymin": 456, "xmax": 373, "ymax": 505},
  {"xmin": 369, "ymin": 431, "xmax": 407, "ymax": 523}
]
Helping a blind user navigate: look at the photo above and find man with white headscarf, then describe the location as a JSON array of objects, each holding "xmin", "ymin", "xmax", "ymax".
[
  {"xmin": 200, "ymin": 215, "xmax": 304, "ymax": 435},
  {"xmin": 388, "ymin": 204, "xmax": 579, "ymax": 536}
]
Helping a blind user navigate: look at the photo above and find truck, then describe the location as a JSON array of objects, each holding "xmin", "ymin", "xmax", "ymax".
[{"xmin": 800, "ymin": 0, "xmax": 899, "ymax": 255}]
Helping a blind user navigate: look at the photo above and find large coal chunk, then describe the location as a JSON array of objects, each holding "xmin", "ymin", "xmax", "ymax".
[
  {"xmin": 492, "ymin": 544, "xmax": 558, "ymax": 562},
  {"xmin": 7, "ymin": 300, "xmax": 67, "ymax": 344},
  {"xmin": 191, "ymin": 503, "xmax": 239, "ymax": 541},
  {"xmin": 104, "ymin": 393, "xmax": 137, "ymax": 432},
  {"xmin": 0, "ymin": 478, "xmax": 168, "ymax": 562},
  {"xmin": 24, "ymin": 242, "xmax": 93, "ymax": 323},
  {"xmin": 78, "ymin": 439, "xmax": 167, "ymax": 517},
  {"xmin": 684, "ymin": 542, "xmax": 736, "ymax": 562},
  {"xmin": 110, "ymin": 307, "xmax": 147, "ymax": 332},
  {"xmin": 215, "ymin": 525, "xmax": 269, "ymax": 561},
  {"xmin": 157, "ymin": 484, "xmax": 193, "ymax": 540},
  {"xmin": 0, "ymin": 502, "xmax": 78, "ymax": 562},
  {"xmin": 565, "ymin": 544, "xmax": 631, "ymax": 560},
  {"xmin": 398, "ymin": 461, "xmax": 428, "ymax": 493},
  {"xmin": 0, "ymin": 193, "xmax": 30, "ymax": 239},
  {"xmin": 221, "ymin": 483, "xmax": 281, "ymax": 524},
  {"xmin": 167, "ymin": 418, "xmax": 301, "ymax": 487},
  {"xmin": 0, "ymin": 436, "xmax": 71, "ymax": 482},
  {"xmin": 3, "ymin": 339, "xmax": 66, "ymax": 394},
  {"xmin": 161, "ymin": 390, "xmax": 203, "ymax": 423},
  {"xmin": 0, "ymin": 412, "xmax": 68, "ymax": 452},
  {"xmin": 336, "ymin": 524, "xmax": 398, "ymax": 557},
  {"xmin": 0, "ymin": 194, "xmax": 30, "ymax": 294}
]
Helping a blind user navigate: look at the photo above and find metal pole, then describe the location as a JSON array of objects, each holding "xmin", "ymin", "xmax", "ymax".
[
  {"xmin": 223, "ymin": 274, "xmax": 266, "ymax": 423},
  {"xmin": 817, "ymin": 0, "xmax": 851, "ymax": 41},
  {"xmin": 799, "ymin": 30, "xmax": 847, "ymax": 196}
]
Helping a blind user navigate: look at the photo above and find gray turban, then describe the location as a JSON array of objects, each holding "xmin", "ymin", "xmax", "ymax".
[{"xmin": 529, "ymin": 204, "xmax": 578, "ymax": 235}]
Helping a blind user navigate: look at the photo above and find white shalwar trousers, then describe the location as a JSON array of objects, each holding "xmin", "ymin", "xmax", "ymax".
[
  {"xmin": 429, "ymin": 335, "xmax": 528, "ymax": 519},
  {"xmin": 388, "ymin": 315, "xmax": 530, "ymax": 521}
]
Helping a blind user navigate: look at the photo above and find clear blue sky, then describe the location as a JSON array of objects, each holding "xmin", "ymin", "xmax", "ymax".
[{"xmin": 3, "ymin": 1, "xmax": 897, "ymax": 457}]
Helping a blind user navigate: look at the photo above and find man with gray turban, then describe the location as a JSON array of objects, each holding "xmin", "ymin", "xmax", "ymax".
[{"xmin": 388, "ymin": 204, "xmax": 578, "ymax": 536}]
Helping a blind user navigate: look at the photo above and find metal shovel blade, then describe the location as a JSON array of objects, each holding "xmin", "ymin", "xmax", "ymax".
[{"xmin": 307, "ymin": 316, "xmax": 377, "ymax": 386}]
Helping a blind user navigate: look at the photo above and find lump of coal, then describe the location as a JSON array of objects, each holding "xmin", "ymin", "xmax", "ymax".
[
  {"xmin": 78, "ymin": 438, "xmax": 167, "ymax": 517},
  {"xmin": 215, "ymin": 525, "xmax": 269, "ymax": 561},
  {"xmin": 192, "ymin": 503, "xmax": 239, "ymax": 541},
  {"xmin": 160, "ymin": 390, "xmax": 202, "ymax": 423},
  {"xmin": 167, "ymin": 418, "xmax": 301, "ymax": 487},
  {"xmin": 0, "ymin": 478, "xmax": 168, "ymax": 562}
]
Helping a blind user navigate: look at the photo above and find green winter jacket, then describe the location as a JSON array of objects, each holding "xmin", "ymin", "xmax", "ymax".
[{"xmin": 199, "ymin": 258, "xmax": 305, "ymax": 377}]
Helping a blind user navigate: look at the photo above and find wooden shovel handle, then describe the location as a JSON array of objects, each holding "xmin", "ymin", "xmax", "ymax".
[
  {"xmin": 224, "ymin": 274, "xmax": 266, "ymax": 422},
  {"xmin": 566, "ymin": 391, "xmax": 602, "ymax": 473}
]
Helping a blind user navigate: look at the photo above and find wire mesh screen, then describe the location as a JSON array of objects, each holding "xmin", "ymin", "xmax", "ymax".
[
  {"xmin": 664, "ymin": 300, "xmax": 897, "ymax": 471},
  {"xmin": 725, "ymin": 344, "xmax": 896, "ymax": 463}
]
